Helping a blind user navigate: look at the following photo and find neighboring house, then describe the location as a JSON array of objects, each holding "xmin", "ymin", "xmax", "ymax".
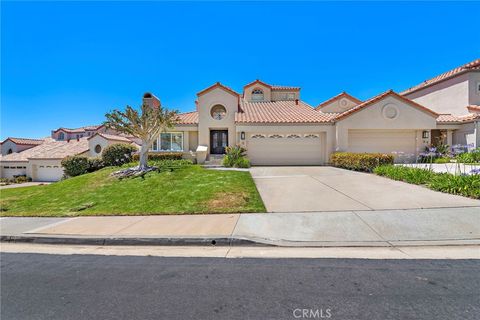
[
  {"xmin": 87, "ymin": 132, "xmax": 140, "ymax": 157},
  {"xmin": 0, "ymin": 134, "xmax": 139, "ymax": 181},
  {"xmin": 402, "ymin": 58, "xmax": 480, "ymax": 148},
  {"xmin": 0, "ymin": 138, "xmax": 89, "ymax": 181},
  {"xmin": 0, "ymin": 137, "xmax": 45, "ymax": 155},
  {"xmin": 51, "ymin": 124, "xmax": 117, "ymax": 141}
]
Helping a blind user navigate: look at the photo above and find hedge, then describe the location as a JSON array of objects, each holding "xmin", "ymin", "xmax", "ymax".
[
  {"xmin": 102, "ymin": 143, "xmax": 137, "ymax": 166},
  {"xmin": 132, "ymin": 152, "xmax": 183, "ymax": 161},
  {"xmin": 330, "ymin": 152, "xmax": 394, "ymax": 172}
]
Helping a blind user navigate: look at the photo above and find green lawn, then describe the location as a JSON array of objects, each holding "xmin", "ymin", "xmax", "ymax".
[{"xmin": 0, "ymin": 166, "xmax": 266, "ymax": 216}]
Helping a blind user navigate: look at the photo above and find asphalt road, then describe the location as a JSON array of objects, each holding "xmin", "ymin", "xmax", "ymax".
[{"xmin": 1, "ymin": 253, "xmax": 479, "ymax": 320}]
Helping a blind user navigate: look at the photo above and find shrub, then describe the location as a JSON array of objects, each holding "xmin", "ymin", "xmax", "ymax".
[
  {"xmin": 330, "ymin": 152, "xmax": 394, "ymax": 172},
  {"xmin": 62, "ymin": 156, "xmax": 105, "ymax": 177},
  {"xmin": 223, "ymin": 145, "xmax": 251, "ymax": 168},
  {"xmin": 374, "ymin": 165, "xmax": 480, "ymax": 199},
  {"xmin": 456, "ymin": 148, "xmax": 480, "ymax": 164},
  {"xmin": 14, "ymin": 175, "xmax": 32, "ymax": 184},
  {"xmin": 62, "ymin": 156, "xmax": 91, "ymax": 177},
  {"xmin": 433, "ymin": 157, "xmax": 451, "ymax": 164},
  {"xmin": 102, "ymin": 143, "xmax": 137, "ymax": 166},
  {"xmin": 132, "ymin": 152, "xmax": 183, "ymax": 161},
  {"xmin": 374, "ymin": 165, "xmax": 435, "ymax": 185},
  {"xmin": 87, "ymin": 158, "xmax": 105, "ymax": 172}
]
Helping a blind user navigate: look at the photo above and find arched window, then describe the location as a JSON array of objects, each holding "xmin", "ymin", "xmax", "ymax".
[
  {"xmin": 7, "ymin": 148, "xmax": 13, "ymax": 154},
  {"xmin": 252, "ymin": 88, "xmax": 264, "ymax": 101},
  {"xmin": 210, "ymin": 104, "xmax": 227, "ymax": 120},
  {"xmin": 58, "ymin": 132, "xmax": 65, "ymax": 140}
]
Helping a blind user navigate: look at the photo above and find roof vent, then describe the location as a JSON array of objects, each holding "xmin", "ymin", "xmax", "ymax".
[{"xmin": 295, "ymin": 99, "xmax": 299, "ymax": 105}]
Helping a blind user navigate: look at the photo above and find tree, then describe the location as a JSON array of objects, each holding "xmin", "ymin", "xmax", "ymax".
[{"xmin": 104, "ymin": 100, "xmax": 178, "ymax": 176}]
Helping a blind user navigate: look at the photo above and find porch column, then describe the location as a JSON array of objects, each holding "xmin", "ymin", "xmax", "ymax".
[{"xmin": 446, "ymin": 130, "xmax": 453, "ymax": 147}]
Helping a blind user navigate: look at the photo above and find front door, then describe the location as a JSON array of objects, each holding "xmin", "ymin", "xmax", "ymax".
[{"xmin": 210, "ymin": 130, "xmax": 228, "ymax": 154}]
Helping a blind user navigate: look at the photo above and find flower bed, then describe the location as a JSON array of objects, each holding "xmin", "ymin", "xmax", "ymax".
[{"xmin": 374, "ymin": 165, "xmax": 480, "ymax": 199}]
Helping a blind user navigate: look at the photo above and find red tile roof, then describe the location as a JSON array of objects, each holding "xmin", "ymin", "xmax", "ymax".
[
  {"xmin": 176, "ymin": 111, "xmax": 199, "ymax": 125},
  {"xmin": 1, "ymin": 137, "xmax": 45, "ymax": 146},
  {"xmin": 402, "ymin": 58, "xmax": 480, "ymax": 95},
  {"xmin": 437, "ymin": 113, "xmax": 480, "ymax": 123},
  {"xmin": 236, "ymin": 100, "xmax": 337, "ymax": 124},
  {"xmin": 88, "ymin": 132, "xmax": 133, "ymax": 143},
  {"xmin": 335, "ymin": 90, "xmax": 439, "ymax": 121},
  {"xmin": 53, "ymin": 124, "xmax": 104, "ymax": 133},
  {"xmin": 196, "ymin": 82, "xmax": 239, "ymax": 97},
  {"xmin": 0, "ymin": 138, "xmax": 89, "ymax": 162},
  {"xmin": 243, "ymin": 79, "xmax": 300, "ymax": 91},
  {"xmin": 315, "ymin": 92, "xmax": 362, "ymax": 110},
  {"xmin": 466, "ymin": 105, "xmax": 480, "ymax": 113}
]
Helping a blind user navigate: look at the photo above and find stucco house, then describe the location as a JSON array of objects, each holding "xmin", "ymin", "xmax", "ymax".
[
  {"xmin": 1, "ymin": 137, "xmax": 45, "ymax": 155},
  {"xmin": 402, "ymin": 58, "xmax": 480, "ymax": 149}
]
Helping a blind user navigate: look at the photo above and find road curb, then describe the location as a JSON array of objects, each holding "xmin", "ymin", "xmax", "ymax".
[{"xmin": 0, "ymin": 235, "xmax": 266, "ymax": 247}]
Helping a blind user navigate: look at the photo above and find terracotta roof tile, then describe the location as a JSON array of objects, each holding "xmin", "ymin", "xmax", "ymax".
[
  {"xmin": 88, "ymin": 132, "xmax": 133, "ymax": 142},
  {"xmin": 402, "ymin": 58, "xmax": 480, "ymax": 95},
  {"xmin": 466, "ymin": 105, "xmax": 480, "ymax": 113},
  {"xmin": 334, "ymin": 90, "xmax": 439, "ymax": 121},
  {"xmin": 196, "ymin": 82, "xmax": 239, "ymax": 97},
  {"xmin": 243, "ymin": 79, "xmax": 300, "ymax": 91},
  {"xmin": 316, "ymin": 92, "xmax": 362, "ymax": 110},
  {"xmin": 1, "ymin": 137, "xmax": 45, "ymax": 145},
  {"xmin": 437, "ymin": 113, "xmax": 480, "ymax": 123},
  {"xmin": 235, "ymin": 100, "xmax": 337, "ymax": 124},
  {"xmin": 176, "ymin": 111, "xmax": 199, "ymax": 125},
  {"xmin": 53, "ymin": 124, "xmax": 104, "ymax": 134},
  {"xmin": 0, "ymin": 138, "xmax": 89, "ymax": 162}
]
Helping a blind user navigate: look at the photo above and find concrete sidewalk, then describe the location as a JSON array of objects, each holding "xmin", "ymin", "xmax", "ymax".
[{"xmin": 1, "ymin": 207, "xmax": 479, "ymax": 247}]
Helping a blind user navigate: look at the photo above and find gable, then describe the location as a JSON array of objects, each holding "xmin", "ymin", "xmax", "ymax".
[
  {"xmin": 336, "ymin": 93, "xmax": 438, "ymax": 129},
  {"xmin": 316, "ymin": 92, "xmax": 362, "ymax": 113}
]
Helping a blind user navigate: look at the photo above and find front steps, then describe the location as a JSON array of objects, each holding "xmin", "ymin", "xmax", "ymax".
[{"xmin": 202, "ymin": 155, "xmax": 224, "ymax": 168}]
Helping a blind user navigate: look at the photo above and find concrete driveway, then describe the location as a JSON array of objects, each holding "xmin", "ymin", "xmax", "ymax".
[{"xmin": 250, "ymin": 166, "xmax": 480, "ymax": 212}]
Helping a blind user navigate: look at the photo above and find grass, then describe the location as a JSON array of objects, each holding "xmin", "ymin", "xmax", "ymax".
[
  {"xmin": 0, "ymin": 165, "xmax": 266, "ymax": 216},
  {"xmin": 374, "ymin": 165, "xmax": 480, "ymax": 199}
]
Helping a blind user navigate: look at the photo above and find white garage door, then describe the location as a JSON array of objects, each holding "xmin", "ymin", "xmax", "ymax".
[
  {"xmin": 247, "ymin": 133, "xmax": 325, "ymax": 165},
  {"xmin": 1, "ymin": 166, "xmax": 27, "ymax": 179},
  {"xmin": 348, "ymin": 130, "xmax": 417, "ymax": 162},
  {"xmin": 36, "ymin": 165, "xmax": 64, "ymax": 182}
]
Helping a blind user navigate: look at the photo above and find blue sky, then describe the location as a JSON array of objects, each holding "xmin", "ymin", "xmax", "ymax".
[{"xmin": 1, "ymin": 1, "xmax": 479, "ymax": 140}]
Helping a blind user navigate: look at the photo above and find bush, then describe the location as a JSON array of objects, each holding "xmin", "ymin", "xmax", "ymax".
[
  {"xmin": 374, "ymin": 165, "xmax": 435, "ymax": 185},
  {"xmin": 456, "ymin": 148, "xmax": 480, "ymax": 163},
  {"xmin": 433, "ymin": 157, "xmax": 451, "ymax": 164},
  {"xmin": 102, "ymin": 143, "xmax": 137, "ymax": 166},
  {"xmin": 374, "ymin": 165, "xmax": 480, "ymax": 199},
  {"xmin": 330, "ymin": 152, "xmax": 394, "ymax": 172},
  {"xmin": 14, "ymin": 175, "xmax": 32, "ymax": 184},
  {"xmin": 132, "ymin": 152, "xmax": 183, "ymax": 161},
  {"xmin": 62, "ymin": 156, "xmax": 91, "ymax": 177},
  {"xmin": 223, "ymin": 145, "xmax": 251, "ymax": 168},
  {"xmin": 62, "ymin": 156, "xmax": 105, "ymax": 177},
  {"xmin": 87, "ymin": 158, "xmax": 105, "ymax": 172}
]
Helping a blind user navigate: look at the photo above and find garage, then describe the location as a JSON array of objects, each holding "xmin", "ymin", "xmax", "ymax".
[
  {"xmin": 247, "ymin": 133, "xmax": 325, "ymax": 165},
  {"xmin": 1, "ymin": 164, "xmax": 27, "ymax": 179},
  {"xmin": 348, "ymin": 129, "xmax": 417, "ymax": 162},
  {"xmin": 35, "ymin": 165, "xmax": 64, "ymax": 182}
]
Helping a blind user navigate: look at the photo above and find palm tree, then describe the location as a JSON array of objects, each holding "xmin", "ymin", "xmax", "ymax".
[{"xmin": 105, "ymin": 100, "xmax": 178, "ymax": 174}]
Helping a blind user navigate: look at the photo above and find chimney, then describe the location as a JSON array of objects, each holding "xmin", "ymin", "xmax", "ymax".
[
  {"xmin": 143, "ymin": 92, "xmax": 161, "ymax": 108},
  {"xmin": 295, "ymin": 99, "xmax": 299, "ymax": 105}
]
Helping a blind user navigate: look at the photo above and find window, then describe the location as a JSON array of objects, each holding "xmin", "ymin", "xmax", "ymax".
[
  {"xmin": 94, "ymin": 144, "xmax": 102, "ymax": 154},
  {"xmin": 151, "ymin": 133, "xmax": 183, "ymax": 151},
  {"xmin": 477, "ymin": 81, "xmax": 480, "ymax": 95},
  {"xmin": 269, "ymin": 134, "xmax": 284, "ymax": 139},
  {"xmin": 7, "ymin": 148, "xmax": 13, "ymax": 154},
  {"xmin": 58, "ymin": 132, "xmax": 65, "ymax": 140},
  {"xmin": 286, "ymin": 134, "xmax": 301, "ymax": 139},
  {"xmin": 252, "ymin": 88, "xmax": 264, "ymax": 101},
  {"xmin": 304, "ymin": 134, "xmax": 320, "ymax": 138},
  {"xmin": 210, "ymin": 104, "xmax": 227, "ymax": 120},
  {"xmin": 251, "ymin": 134, "xmax": 266, "ymax": 139},
  {"xmin": 278, "ymin": 92, "xmax": 295, "ymax": 100}
]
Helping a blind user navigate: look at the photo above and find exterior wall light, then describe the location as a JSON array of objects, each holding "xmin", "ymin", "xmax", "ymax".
[
  {"xmin": 422, "ymin": 131, "xmax": 429, "ymax": 139},
  {"xmin": 241, "ymin": 132, "xmax": 246, "ymax": 140}
]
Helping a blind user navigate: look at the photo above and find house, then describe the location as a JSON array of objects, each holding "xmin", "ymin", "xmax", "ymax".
[
  {"xmin": 51, "ymin": 124, "xmax": 113, "ymax": 140},
  {"xmin": 402, "ymin": 58, "xmax": 480, "ymax": 148},
  {"xmin": 1, "ymin": 137, "xmax": 45, "ymax": 155},
  {"xmin": 0, "ymin": 134, "xmax": 139, "ymax": 181},
  {"xmin": 0, "ymin": 138, "xmax": 89, "ymax": 181},
  {"xmin": 153, "ymin": 81, "xmax": 435, "ymax": 165}
]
